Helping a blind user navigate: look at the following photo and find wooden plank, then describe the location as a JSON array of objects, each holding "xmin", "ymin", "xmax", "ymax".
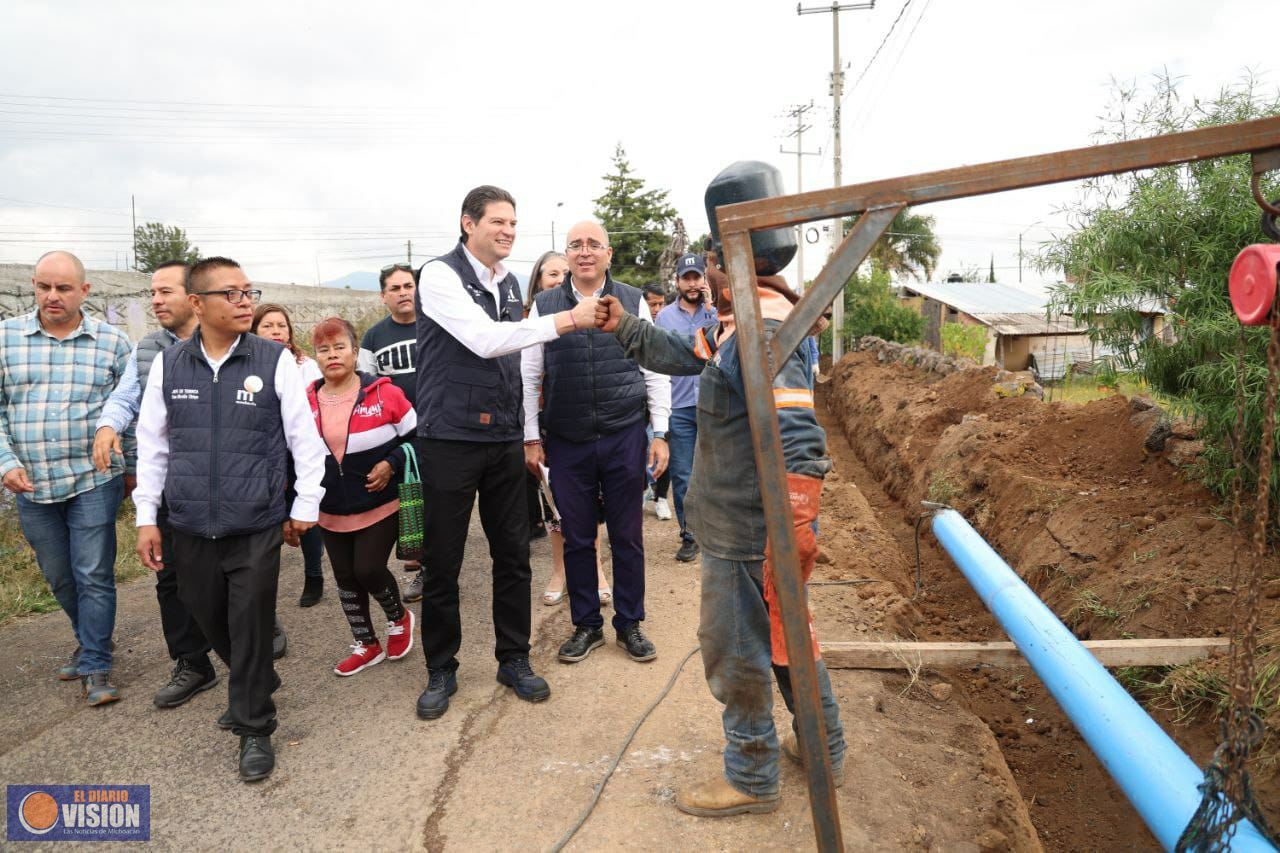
[{"xmin": 821, "ymin": 638, "xmax": 1230, "ymax": 670}]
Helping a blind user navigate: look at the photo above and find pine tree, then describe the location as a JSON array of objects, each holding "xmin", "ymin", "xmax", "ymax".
[
  {"xmin": 988, "ymin": 254, "xmax": 996, "ymax": 283},
  {"xmin": 593, "ymin": 144, "xmax": 677, "ymax": 286},
  {"xmin": 134, "ymin": 222, "xmax": 199, "ymax": 273}
]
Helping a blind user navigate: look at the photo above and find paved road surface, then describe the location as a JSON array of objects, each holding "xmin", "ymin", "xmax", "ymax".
[{"xmin": 0, "ymin": 504, "xmax": 1038, "ymax": 851}]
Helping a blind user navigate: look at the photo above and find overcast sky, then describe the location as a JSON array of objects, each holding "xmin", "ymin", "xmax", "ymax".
[{"xmin": 0, "ymin": 0, "xmax": 1272, "ymax": 291}]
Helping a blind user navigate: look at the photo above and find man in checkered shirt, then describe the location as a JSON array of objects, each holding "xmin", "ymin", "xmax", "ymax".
[{"xmin": 0, "ymin": 250, "xmax": 132, "ymax": 706}]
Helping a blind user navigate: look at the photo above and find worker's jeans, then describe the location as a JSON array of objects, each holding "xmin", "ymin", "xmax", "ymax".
[{"xmin": 698, "ymin": 552, "xmax": 846, "ymax": 798}]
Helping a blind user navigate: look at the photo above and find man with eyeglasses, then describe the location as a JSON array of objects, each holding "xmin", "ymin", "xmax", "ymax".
[
  {"xmin": 521, "ymin": 221, "xmax": 670, "ymax": 667},
  {"xmin": 0, "ymin": 250, "xmax": 132, "ymax": 707},
  {"xmin": 358, "ymin": 262, "xmax": 425, "ymax": 600},
  {"xmin": 412, "ymin": 185, "xmax": 601, "ymax": 721},
  {"xmin": 92, "ymin": 260, "xmax": 221, "ymax": 711},
  {"xmin": 133, "ymin": 256, "xmax": 328, "ymax": 782}
]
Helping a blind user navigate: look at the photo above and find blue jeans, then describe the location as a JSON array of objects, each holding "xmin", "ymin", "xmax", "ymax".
[
  {"xmin": 667, "ymin": 406, "xmax": 697, "ymax": 544},
  {"xmin": 698, "ymin": 552, "xmax": 845, "ymax": 798},
  {"xmin": 17, "ymin": 476, "xmax": 124, "ymax": 674}
]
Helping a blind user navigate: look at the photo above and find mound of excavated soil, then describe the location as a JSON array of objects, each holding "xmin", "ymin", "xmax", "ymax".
[{"xmin": 819, "ymin": 350, "xmax": 1280, "ymax": 850}]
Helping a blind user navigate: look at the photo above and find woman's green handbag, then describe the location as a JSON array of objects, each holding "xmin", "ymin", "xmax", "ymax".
[{"xmin": 396, "ymin": 443, "xmax": 425, "ymax": 562}]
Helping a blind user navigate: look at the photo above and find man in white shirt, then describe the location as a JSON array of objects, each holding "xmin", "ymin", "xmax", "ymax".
[
  {"xmin": 133, "ymin": 256, "xmax": 328, "ymax": 782},
  {"xmin": 522, "ymin": 221, "xmax": 671, "ymax": 666},
  {"xmin": 412, "ymin": 186, "xmax": 600, "ymax": 721}
]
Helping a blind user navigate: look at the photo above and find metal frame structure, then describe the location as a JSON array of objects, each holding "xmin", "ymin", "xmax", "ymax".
[{"xmin": 713, "ymin": 114, "xmax": 1280, "ymax": 851}]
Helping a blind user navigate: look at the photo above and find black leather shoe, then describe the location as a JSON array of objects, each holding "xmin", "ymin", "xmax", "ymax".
[
  {"xmin": 557, "ymin": 626, "xmax": 605, "ymax": 663},
  {"xmin": 153, "ymin": 659, "xmax": 219, "ymax": 708},
  {"xmin": 273, "ymin": 616, "xmax": 288, "ymax": 660},
  {"xmin": 416, "ymin": 669, "xmax": 457, "ymax": 720},
  {"xmin": 616, "ymin": 623, "xmax": 658, "ymax": 662},
  {"xmin": 217, "ymin": 708, "xmax": 233, "ymax": 730},
  {"xmin": 675, "ymin": 540, "xmax": 700, "ymax": 563},
  {"xmin": 239, "ymin": 735, "xmax": 275, "ymax": 782},
  {"xmin": 496, "ymin": 657, "xmax": 550, "ymax": 702},
  {"xmin": 298, "ymin": 574, "xmax": 323, "ymax": 607}
]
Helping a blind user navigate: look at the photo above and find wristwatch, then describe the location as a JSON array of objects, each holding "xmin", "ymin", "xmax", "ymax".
[{"xmin": 652, "ymin": 432, "xmax": 667, "ymax": 440}]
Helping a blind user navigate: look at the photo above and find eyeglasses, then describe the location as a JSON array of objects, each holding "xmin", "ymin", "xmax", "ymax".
[
  {"xmin": 381, "ymin": 263, "xmax": 412, "ymax": 274},
  {"xmin": 194, "ymin": 288, "xmax": 262, "ymax": 304},
  {"xmin": 566, "ymin": 240, "xmax": 608, "ymax": 253}
]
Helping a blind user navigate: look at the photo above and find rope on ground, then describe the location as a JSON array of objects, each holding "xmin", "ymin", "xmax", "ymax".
[{"xmin": 548, "ymin": 644, "xmax": 702, "ymax": 853}]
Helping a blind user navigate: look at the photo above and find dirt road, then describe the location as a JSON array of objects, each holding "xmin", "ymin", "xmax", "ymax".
[{"xmin": 1, "ymin": 498, "xmax": 1039, "ymax": 851}]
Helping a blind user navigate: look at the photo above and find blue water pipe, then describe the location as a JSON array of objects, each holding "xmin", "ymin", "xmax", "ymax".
[{"xmin": 929, "ymin": 507, "xmax": 1275, "ymax": 852}]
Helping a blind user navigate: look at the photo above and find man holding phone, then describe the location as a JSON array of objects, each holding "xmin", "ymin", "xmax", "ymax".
[{"xmin": 655, "ymin": 254, "xmax": 717, "ymax": 563}]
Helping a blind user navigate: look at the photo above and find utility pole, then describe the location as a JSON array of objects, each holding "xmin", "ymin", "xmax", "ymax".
[
  {"xmin": 779, "ymin": 101, "xmax": 821, "ymax": 293},
  {"xmin": 130, "ymin": 195, "xmax": 137, "ymax": 272},
  {"xmin": 798, "ymin": 0, "xmax": 874, "ymax": 361},
  {"xmin": 407, "ymin": 239, "xmax": 413, "ymax": 265}
]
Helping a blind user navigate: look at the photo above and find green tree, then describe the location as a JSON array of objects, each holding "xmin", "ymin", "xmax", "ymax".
[
  {"xmin": 844, "ymin": 207, "xmax": 942, "ymax": 281},
  {"xmin": 821, "ymin": 265, "xmax": 924, "ymax": 353},
  {"xmin": 1043, "ymin": 73, "xmax": 1280, "ymax": 504},
  {"xmin": 593, "ymin": 144, "xmax": 677, "ymax": 285},
  {"xmin": 134, "ymin": 222, "xmax": 199, "ymax": 273}
]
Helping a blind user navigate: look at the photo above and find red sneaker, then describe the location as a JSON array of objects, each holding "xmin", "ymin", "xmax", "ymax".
[
  {"xmin": 333, "ymin": 641, "xmax": 385, "ymax": 677},
  {"xmin": 385, "ymin": 609, "xmax": 415, "ymax": 661}
]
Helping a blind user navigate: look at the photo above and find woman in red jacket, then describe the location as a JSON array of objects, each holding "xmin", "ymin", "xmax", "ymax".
[{"xmin": 307, "ymin": 317, "xmax": 418, "ymax": 676}]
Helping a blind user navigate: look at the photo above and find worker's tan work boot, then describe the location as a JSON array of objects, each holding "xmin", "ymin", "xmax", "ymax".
[
  {"xmin": 781, "ymin": 733, "xmax": 845, "ymax": 788},
  {"xmin": 675, "ymin": 777, "xmax": 780, "ymax": 817}
]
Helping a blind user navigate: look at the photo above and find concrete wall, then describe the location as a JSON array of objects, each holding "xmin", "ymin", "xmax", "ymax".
[{"xmin": 0, "ymin": 264, "xmax": 385, "ymax": 344}]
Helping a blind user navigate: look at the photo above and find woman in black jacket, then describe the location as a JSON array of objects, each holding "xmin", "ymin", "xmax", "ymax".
[{"xmin": 306, "ymin": 317, "xmax": 418, "ymax": 676}]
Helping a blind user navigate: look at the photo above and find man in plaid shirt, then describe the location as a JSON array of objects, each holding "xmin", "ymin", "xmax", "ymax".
[{"xmin": 0, "ymin": 250, "xmax": 132, "ymax": 706}]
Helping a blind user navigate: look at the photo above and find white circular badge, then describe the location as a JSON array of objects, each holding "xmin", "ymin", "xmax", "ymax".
[{"xmin": 244, "ymin": 375, "xmax": 264, "ymax": 394}]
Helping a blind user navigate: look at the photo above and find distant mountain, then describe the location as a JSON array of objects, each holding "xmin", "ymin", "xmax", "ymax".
[{"xmin": 323, "ymin": 270, "xmax": 380, "ymax": 291}]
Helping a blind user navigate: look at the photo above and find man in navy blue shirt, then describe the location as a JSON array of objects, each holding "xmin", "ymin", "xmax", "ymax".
[{"xmin": 654, "ymin": 253, "xmax": 717, "ymax": 563}]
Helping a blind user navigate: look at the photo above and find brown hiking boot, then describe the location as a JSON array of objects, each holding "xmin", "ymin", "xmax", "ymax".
[
  {"xmin": 781, "ymin": 732, "xmax": 845, "ymax": 787},
  {"xmin": 675, "ymin": 777, "xmax": 779, "ymax": 817}
]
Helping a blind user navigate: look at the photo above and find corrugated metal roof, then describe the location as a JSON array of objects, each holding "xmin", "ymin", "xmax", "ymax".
[
  {"xmin": 980, "ymin": 312, "xmax": 1085, "ymax": 335},
  {"xmin": 900, "ymin": 281, "xmax": 1049, "ymax": 315}
]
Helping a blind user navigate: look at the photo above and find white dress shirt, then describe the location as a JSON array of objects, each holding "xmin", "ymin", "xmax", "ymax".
[
  {"xmin": 133, "ymin": 335, "xmax": 329, "ymax": 527},
  {"xmin": 521, "ymin": 284, "xmax": 671, "ymax": 441},
  {"xmin": 418, "ymin": 244, "xmax": 561, "ymax": 359}
]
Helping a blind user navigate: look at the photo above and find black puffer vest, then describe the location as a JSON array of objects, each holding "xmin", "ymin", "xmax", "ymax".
[
  {"xmin": 534, "ymin": 275, "xmax": 647, "ymax": 442},
  {"xmin": 161, "ymin": 331, "xmax": 289, "ymax": 538}
]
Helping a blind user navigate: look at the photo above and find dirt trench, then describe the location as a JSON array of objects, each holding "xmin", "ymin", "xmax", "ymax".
[{"xmin": 815, "ymin": 350, "xmax": 1280, "ymax": 852}]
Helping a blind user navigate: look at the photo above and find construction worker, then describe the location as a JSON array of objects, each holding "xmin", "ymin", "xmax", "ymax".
[{"xmin": 594, "ymin": 257, "xmax": 845, "ymax": 817}]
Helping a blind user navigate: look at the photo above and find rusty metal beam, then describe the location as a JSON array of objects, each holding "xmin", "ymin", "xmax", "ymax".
[
  {"xmin": 717, "ymin": 115, "xmax": 1280, "ymax": 233},
  {"xmin": 721, "ymin": 228, "xmax": 843, "ymax": 851},
  {"xmin": 769, "ymin": 204, "xmax": 901, "ymax": 373}
]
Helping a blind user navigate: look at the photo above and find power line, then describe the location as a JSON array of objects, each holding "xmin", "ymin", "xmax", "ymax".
[{"xmin": 846, "ymin": 0, "xmax": 914, "ymax": 98}]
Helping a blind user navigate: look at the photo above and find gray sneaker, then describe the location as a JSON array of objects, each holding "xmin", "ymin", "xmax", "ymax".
[
  {"xmin": 153, "ymin": 659, "xmax": 219, "ymax": 709},
  {"xmin": 675, "ymin": 540, "xmax": 700, "ymax": 562},
  {"xmin": 81, "ymin": 672, "xmax": 120, "ymax": 706},
  {"xmin": 403, "ymin": 570, "xmax": 425, "ymax": 603},
  {"xmin": 58, "ymin": 646, "xmax": 82, "ymax": 681}
]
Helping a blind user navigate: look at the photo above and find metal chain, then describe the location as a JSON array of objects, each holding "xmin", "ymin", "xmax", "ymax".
[{"xmin": 1177, "ymin": 266, "xmax": 1280, "ymax": 852}]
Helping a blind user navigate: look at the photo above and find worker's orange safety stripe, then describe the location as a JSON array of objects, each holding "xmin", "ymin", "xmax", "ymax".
[
  {"xmin": 773, "ymin": 387, "xmax": 814, "ymax": 409},
  {"xmin": 693, "ymin": 328, "xmax": 713, "ymax": 360}
]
